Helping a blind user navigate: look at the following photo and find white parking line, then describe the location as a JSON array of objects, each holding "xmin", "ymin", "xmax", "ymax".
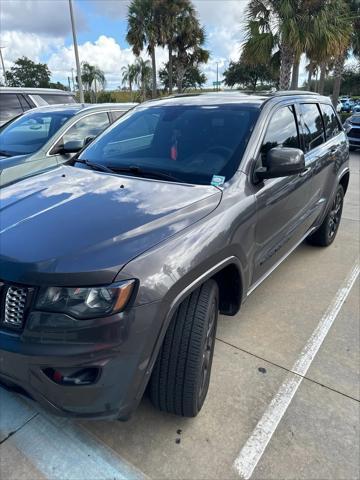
[
  {"xmin": 0, "ymin": 389, "xmax": 148, "ymax": 480},
  {"xmin": 233, "ymin": 260, "xmax": 360, "ymax": 479}
]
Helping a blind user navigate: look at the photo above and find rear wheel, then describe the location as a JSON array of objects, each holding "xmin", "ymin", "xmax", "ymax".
[
  {"xmin": 149, "ymin": 280, "xmax": 219, "ymax": 417},
  {"xmin": 307, "ymin": 184, "xmax": 344, "ymax": 247}
]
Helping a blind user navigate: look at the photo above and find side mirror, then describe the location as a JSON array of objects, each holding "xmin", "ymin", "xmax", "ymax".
[
  {"xmin": 52, "ymin": 139, "xmax": 84, "ymax": 155},
  {"xmin": 84, "ymin": 136, "xmax": 95, "ymax": 146},
  {"xmin": 255, "ymin": 147, "xmax": 305, "ymax": 181}
]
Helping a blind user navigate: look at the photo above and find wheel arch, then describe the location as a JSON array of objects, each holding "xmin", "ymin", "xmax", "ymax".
[{"xmin": 339, "ymin": 170, "xmax": 350, "ymax": 194}]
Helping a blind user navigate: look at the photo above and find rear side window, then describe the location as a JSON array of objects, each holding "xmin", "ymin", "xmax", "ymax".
[
  {"xmin": 321, "ymin": 104, "xmax": 341, "ymax": 140},
  {"xmin": 39, "ymin": 93, "xmax": 76, "ymax": 105},
  {"xmin": 0, "ymin": 94, "xmax": 23, "ymax": 123},
  {"xmin": 300, "ymin": 103, "xmax": 325, "ymax": 151},
  {"xmin": 260, "ymin": 105, "xmax": 299, "ymax": 162}
]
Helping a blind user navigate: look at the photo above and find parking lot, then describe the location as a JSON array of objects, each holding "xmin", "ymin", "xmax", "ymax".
[{"xmin": 1, "ymin": 152, "xmax": 359, "ymax": 480}]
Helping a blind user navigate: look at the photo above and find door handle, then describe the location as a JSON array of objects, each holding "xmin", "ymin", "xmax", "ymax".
[{"xmin": 299, "ymin": 167, "xmax": 311, "ymax": 177}]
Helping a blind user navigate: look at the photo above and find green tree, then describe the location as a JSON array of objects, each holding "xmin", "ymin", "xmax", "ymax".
[
  {"xmin": 5, "ymin": 57, "xmax": 51, "ymax": 87},
  {"xmin": 171, "ymin": 5, "xmax": 209, "ymax": 93},
  {"xmin": 223, "ymin": 59, "xmax": 277, "ymax": 91},
  {"xmin": 134, "ymin": 57, "xmax": 152, "ymax": 101},
  {"xmin": 157, "ymin": 0, "xmax": 194, "ymax": 94},
  {"xmin": 332, "ymin": 0, "xmax": 360, "ymax": 106},
  {"xmin": 127, "ymin": 0, "xmax": 160, "ymax": 98},
  {"xmin": 159, "ymin": 62, "xmax": 206, "ymax": 91},
  {"xmin": 81, "ymin": 62, "xmax": 106, "ymax": 102},
  {"xmin": 243, "ymin": 0, "xmax": 347, "ymax": 90},
  {"xmin": 121, "ymin": 63, "xmax": 138, "ymax": 94}
]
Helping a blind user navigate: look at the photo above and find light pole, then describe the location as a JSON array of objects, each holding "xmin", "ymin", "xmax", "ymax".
[
  {"xmin": 0, "ymin": 47, "xmax": 7, "ymax": 86},
  {"xmin": 68, "ymin": 0, "xmax": 84, "ymax": 103},
  {"xmin": 216, "ymin": 61, "xmax": 219, "ymax": 92}
]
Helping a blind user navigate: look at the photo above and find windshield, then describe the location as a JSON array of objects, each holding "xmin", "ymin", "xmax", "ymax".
[
  {"xmin": 0, "ymin": 110, "xmax": 74, "ymax": 156},
  {"xmin": 78, "ymin": 104, "xmax": 259, "ymax": 185}
]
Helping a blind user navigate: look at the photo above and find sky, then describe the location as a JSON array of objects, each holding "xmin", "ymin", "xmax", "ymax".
[{"xmin": 1, "ymin": 0, "xmax": 311, "ymax": 90}]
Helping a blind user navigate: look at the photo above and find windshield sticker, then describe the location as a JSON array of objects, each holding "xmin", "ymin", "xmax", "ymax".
[{"xmin": 211, "ymin": 175, "xmax": 225, "ymax": 187}]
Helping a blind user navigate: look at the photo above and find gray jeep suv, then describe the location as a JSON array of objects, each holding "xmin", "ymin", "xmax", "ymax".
[{"xmin": 0, "ymin": 92, "xmax": 349, "ymax": 420}]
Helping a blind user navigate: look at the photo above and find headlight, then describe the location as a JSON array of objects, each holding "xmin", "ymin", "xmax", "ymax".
[{"xmin": 35, "ymin": 280, "xmax": 135, "ymax": 319}]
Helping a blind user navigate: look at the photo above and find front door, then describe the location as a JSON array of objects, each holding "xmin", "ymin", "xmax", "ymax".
[{"xmin": 251, "ymin": 104, "xmax": 316, "ymax": 285}]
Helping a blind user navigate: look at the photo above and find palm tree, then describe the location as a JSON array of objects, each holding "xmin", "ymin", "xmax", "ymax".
[
  {"xmin": 126, "ymin": 0, "xmax": 160, "ymax": 98},
  {"xmin": 81, "ymin": 62, "xmax": 106, "ymax": 102},
  {"xmin": 157, "ymin": 0, "xmax": 193, "ymax": 94},
  {"xmin": 121, "ymin": 63, "xmax": 137, "ymax": 93},
  {"xmin": 244, "ymin": 0, "xmax": 303, "ymax": 90},
  {"xmin": 303, "ymin": 0, "xmax": 351, "ymax": 95},
  {"xmin": 134, "ymin": 57, "xmax": 152, "ymax": 101},
  {"xmin": 171, "ymin": 5, "xmax": 209, "ymax": 93},
  {"xmin": 332, "ymin": 0, "xmax": 359, "ymax": 106}
]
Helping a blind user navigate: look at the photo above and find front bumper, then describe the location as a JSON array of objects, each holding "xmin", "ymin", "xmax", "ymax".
[
  {"xmin": 347, "ymin": 126, "xmax": 360, "ymax": 148},
  {"xmin": 0, "ymin": 301, "xmax": 163, "ymax": 419}
]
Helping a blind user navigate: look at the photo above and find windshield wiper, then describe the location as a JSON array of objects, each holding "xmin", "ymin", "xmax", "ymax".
[
  {"xmin": 111, "ymin": 165, "xmax": 181, "ymax": 182},
  {"xmin": 74, "ymin": 159, "xmax": 116, "ymax": 174}
]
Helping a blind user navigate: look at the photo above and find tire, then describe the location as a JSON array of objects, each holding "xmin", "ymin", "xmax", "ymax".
[
  {"xmin": 149, "ymin": 280, "xmax": 219, "ymax": 417},
  {"xmin": 307, "ymin": 184, "xmax": 344, "ymax": 247}
]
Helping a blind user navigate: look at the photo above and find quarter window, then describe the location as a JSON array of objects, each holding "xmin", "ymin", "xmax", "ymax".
[
  {"xmin": 321, "ymin": 104, "xmax": 341, "ymax": 140},
  {"xmin": 260, "ymin": 105, "xmax": 299, "ymax": 164},
  {"xmin": 0, "ymin": 94, "xmax": 24, "ymax": 124},
  {"xmin": 300, "ymin": 103, "xmax": 325, "ymax": 151}
]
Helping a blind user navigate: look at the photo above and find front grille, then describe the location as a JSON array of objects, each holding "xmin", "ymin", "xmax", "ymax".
[
  {"xmin": 4, "ymin": 286, "xmax": 29, "ymax": 328},
  {"xmin": 348, "ymin": 128, "xmax": 360, "ymax": 139}
]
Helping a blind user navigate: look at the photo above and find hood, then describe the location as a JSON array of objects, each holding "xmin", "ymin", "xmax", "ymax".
[
  {"xmin": 0, "ymin": 154, "xmax": 31, "ymax": 167},
  {"xmin": 350, "ymin": 114, "xmax": 360, "ymax": 125},
  {"xmin": 0, "ymin": 165, "xmax": 221, "ymax": 286}
]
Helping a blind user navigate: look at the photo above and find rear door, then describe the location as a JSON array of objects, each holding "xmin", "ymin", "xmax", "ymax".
[
  {"xmin": 252, "ymin": 104, "xmax": 317, "ymax": 284},
  {"xmin": 297, "ymin": 102, "xmax": 335, "ymax": 223}
]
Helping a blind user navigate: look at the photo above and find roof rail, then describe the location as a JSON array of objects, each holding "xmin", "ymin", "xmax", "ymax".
[{"xmin": 273, "ymin": 90, "xmax": 318, "ymax": 96}]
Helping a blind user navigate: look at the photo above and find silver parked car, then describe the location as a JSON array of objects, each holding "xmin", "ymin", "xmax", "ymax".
[
  {"xmin": 0, "ymin": 87, "xmax": 77, "ymax": 126},
  {"xmin": 0, "ymin": 103, "xmax": 137, "ymax": 187}
]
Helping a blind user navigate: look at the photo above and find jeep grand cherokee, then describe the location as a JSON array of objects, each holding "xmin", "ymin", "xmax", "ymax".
[{"xmin": 0, "ymin": 92, "xmax": 349, "ymax": 419}]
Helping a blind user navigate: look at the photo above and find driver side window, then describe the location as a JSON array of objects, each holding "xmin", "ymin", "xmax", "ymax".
[
  {"xmin": 61, "ymin": 112, "xmax": 110, "ymax": 145},
  {"xmin": 259, "ymin": 105, "xmax": 300, "ymax": 167}
]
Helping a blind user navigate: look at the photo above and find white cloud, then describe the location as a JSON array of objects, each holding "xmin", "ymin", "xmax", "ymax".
[
  {"xmin": 0, "ymin": 30, "xmax": 64, "ymax": 68},
  {"xmin": 48, "ymin": 35, "xmax": 137, "ymax": 88},
  {"xmin": 0, "ymin": 0, "xmax": 86, "ymax": 36}
]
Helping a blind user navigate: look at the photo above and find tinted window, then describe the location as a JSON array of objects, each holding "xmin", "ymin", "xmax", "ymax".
[
  {"xmin": 260, "ymin": 105, "xmax": 299, "ymax": 163},
  {"xmin": 0, "ymin": 111, "xmax": 74, "ymax": 155},
  {"xmin": 321, "ymin": 104, "xmax": 341, "ymax": 140},
  {"xmin": 0, "ymin": 94, "xmax": 23, "ymax": 124},
  {"xmin": 18, "ymin": 94, "xmax": 32, "ymax": 111},
  {"xmin": 300, "ymin": 103, "xmax": 325, "ymax": 151},
  {"xmin": 60, "ymin": 112, "xmax": 110, "ymax": 146},
  {"xmin": 78, "ymin": 105, "xmax": 260, "ymax": 185},
  {"xmin": 111, "ymin": 110, "xmax": 128, "ymax": 122},
  {"xmin": 39, "ymin": 93, "xmax": 76, "ymax": 105}
]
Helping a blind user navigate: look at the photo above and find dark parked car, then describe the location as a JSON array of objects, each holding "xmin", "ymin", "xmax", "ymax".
[
  {"xmin": 0, "ymin": 87, "xmax": 77, "ymax": 126},
  {"xmin": 0, "ymin": 91, "xmax": 349, "ymax": 420},
  {"xmin": 0, "ymin": 103, "xmax": 137, "ymax": 187},
  {"xmin": 343, "ymin": 113, "xmax": 360, "ymax": 150}
]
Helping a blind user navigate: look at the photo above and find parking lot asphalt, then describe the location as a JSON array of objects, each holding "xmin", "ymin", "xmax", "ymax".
[{"xmin": 1, "ymin": 152, "xmax": 359, "ymax": 480}]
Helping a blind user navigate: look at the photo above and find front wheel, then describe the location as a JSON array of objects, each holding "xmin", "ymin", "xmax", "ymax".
[
  {"xmin": 307, "ymin": 184, "xmax": 344, "ymax": 247},
  {"xmin": 149, "ymin": 280, "xmax": 219, "ymax": 417}
]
